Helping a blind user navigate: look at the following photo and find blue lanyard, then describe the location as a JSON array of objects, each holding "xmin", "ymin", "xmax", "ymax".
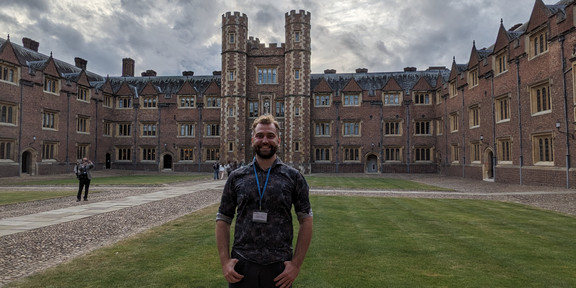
[{"xmin": 253, "ymin": 162, "xmax": 272, "ymax": 210}]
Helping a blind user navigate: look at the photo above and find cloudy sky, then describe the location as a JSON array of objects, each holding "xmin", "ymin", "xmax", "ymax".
[{"xmin": 0, "ymin": 0, "xmax": 549, "ymax": 77}]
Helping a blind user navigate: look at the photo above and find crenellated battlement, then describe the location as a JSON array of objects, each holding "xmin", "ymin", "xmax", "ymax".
[
  {"xmin": 286, "ymin": 9, "xmax": 310, "ymax": 18},
  {"xmin": 223, "ymin": 11, "xmax": 247, "ymax": 19},
  {"xmin": 285, "ymin": 9, "xmax": 311, "ymax": 23},
  {"xmin": 222, "ymin": 11, "xmax": 248, "ymax": 26}
]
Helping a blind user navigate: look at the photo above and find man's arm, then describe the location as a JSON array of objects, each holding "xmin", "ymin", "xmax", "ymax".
[
  {"xmin": 215, "ymin": 220, "xmax": 244, "ymax": 283},
  {"xmin": 274, "ymin": 216, "xmax": 313, "ymax": 288}
]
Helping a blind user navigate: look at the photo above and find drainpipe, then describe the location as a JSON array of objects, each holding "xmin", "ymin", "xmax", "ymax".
[
  {"xmin": 515, "ymin": 57, "xmax": 524, "ymax": 185},
  {"xmin": 17, "ymin": 80, "xmax": 34, "ymax": 176},
  {"xmin": 197, "ymin": 88, "xmax": 203, "ymax": 172},
  {"xmin": 460, "ymin": 85, "xmax": 466, "ymax": 178},
  {"xmin": 379, "ymin": 101, "xmax": 384, "ymax": 173},
  {"xmin": 442, "ymin": 94, "xmax": 449, "ymax": 171},
  {"xmin": 486, "ymin": 70, "xmax": 497, "ymax": 181},
  {"xmin": 335, "ymin": 93, "xmax": 340, "ymax": 173},
  {"xmin": 157, "ymin": 103, "xmax": 162, "ymax": 170},
  {"xmin": 404, "ymin": 99, "xmax": 412, "ymax": 173},
  {"xmin": 133, "ymin": 92, "xmax": 139, "ymax": 169},
  {"xmin": 93, "ymin": 97, "xmax": 100, "ymax": 162},
  {"xmin": 66, "ymin": 92, "xmax": 71, "ymax": 164},
  {"xmin": 560, "ymin": 35, "xmax": 571, "ymax": 188}
]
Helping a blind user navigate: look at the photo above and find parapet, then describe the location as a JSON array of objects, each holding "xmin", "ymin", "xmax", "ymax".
[
  {"xmin": 285, "ymin": 9, "xmax": 311, "ymax": 23},
  {"xmin": 223, "ymin": 11, "xmax": 247, "ymax": 18},
  {"xmin": 222, "ymin": 11, "xmax": 248, "ymax": 26},
  {"xmin": 286, "ymin": 10, "xmax": 311, "ymax": 17}
]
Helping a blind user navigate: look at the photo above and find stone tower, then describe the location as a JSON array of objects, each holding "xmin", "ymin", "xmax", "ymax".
[
  {"xmin": 221, "ymin": 12, "xmax": 248, "ymax": 163},
  {"xmin": 284, "ymin": 10, "xmax": 311, "ymax": 170}
]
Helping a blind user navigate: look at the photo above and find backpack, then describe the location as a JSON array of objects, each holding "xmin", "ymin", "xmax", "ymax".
[{"xmin": 76, "ymin": 164, "xmax": 88, "ymax": 179}]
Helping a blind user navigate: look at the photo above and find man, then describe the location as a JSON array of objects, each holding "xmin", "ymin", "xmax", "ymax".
[
  {"xmin": 216, "ymin": 114, "xmax": 313, "ymax": 288},
  {"xmin": 74, "ymin": 158, "xmax": 94, "ymax": 201}
]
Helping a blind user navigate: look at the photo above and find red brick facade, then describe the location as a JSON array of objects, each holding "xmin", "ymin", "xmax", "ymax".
[{"xmin": 2, "ymin": 1, "xmax": 576, "ymax": 188}]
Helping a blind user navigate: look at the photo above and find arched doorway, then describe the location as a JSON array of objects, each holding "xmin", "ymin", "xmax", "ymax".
[
  {"xmin": 163, "ymin": 154, "xmax": 173, "ymax": 169},
  {"xmin": 366, "ymin": 154, "xmax": 378, "ymax": 173},
  {"xmin": 106, "ymin": 153, "xmax": 111, "ymax": 169},
  {"xmin": 21, "ymin": 151, "xmax": 31, "ymax": 174},
  {"xmin": 483, "ymin": 149, "xmax": 494, "ymax": 181}
]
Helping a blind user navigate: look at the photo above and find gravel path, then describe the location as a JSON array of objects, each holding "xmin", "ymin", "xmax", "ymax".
[
  {"xmin": 1, "ymin": 174, "xmax": 575, "ymax": 287},
  {"xmin": 0, "ymin": 184, "xmax": 222, "ymax": 287}
]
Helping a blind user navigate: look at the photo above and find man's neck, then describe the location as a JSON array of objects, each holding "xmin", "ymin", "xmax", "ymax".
[{"xmin": 256, "ymin": 155, "xmax": 276, "ymax": 170}]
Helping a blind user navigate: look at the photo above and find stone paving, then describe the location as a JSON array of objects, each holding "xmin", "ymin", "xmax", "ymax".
[{"xmin": 1, "ymin": 173, "xmax": 575, "ymax": 287}]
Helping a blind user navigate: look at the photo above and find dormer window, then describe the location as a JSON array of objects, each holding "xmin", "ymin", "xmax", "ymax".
[
  {"xmin": 530, "ymin": 28, "xmax": 548, "ymax": 58},
  {"xmin": 44, "ymin": 76, "xmax": 59, "ymax": 94}
]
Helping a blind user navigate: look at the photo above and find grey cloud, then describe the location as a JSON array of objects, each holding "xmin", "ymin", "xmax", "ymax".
[{"xmin": 3, "ymin": 0, "xmax": 49, "ymax": 13}]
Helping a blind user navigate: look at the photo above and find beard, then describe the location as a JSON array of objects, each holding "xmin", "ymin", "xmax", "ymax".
[{"xmin": 253, "ymin": 143, "xmax": 278, "ymax": 159}]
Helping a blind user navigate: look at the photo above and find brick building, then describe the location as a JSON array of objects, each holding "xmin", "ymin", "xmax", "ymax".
[{"xmin": 2, "ymin": 1, "xmax": 576, "ymax": 188}]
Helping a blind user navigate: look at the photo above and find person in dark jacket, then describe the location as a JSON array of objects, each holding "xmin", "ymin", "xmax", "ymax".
[{"xmin": 74, "ymin": 158, "xmax": 94, "ymax": 201}]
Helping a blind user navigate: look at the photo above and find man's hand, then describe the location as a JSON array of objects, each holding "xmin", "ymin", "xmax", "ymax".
[
  {"xmin": 273, "ymin": 261, "xmax": 300, "ymax": 288},
  {"xmin": 222, "ymin": 258, "xmax": 244, "ymax": 283}
]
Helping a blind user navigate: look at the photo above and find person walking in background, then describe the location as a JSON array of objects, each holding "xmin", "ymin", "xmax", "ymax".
[
  {"xmin": 213, "ymin": 162, "xmax": 220, "ymax": 180},
  {"xmin": 226, "ymin": 161, "xmax": 232, "ymax": 177},
  {"xmin": 74, "ymin": 158, "xmax": 94, "ymax": 202},
  {"xmin": 216, "ymin": 114, "xmax": 313, "ymax": 288},
  {"xmin": 219, "ymin": 162, "xmax": 226, "ymax": 179}
]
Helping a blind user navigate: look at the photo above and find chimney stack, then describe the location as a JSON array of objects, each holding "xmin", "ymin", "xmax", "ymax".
[
  {"xmin": 355, "ymin": 68, "xmax": 368, "ymax": 73},
  {"xmin": 122, "ymin": 58, "xmax": 135, "ymax": 77},
  {"xmin": 404, "ymin": 67, "xmax": 417, "ymax": 72},
  {"xmin": 324, "ymin": 69, "xmax": 336, "ymax": 74},
  {"xmin": 182, "ymin": 71, "xmax": 194, "ymax": 76},
  {"xmin": 141, "ymin": 70, "xmax": 157, "ymax": 77},
  {"xmin": 22, "ymin": 37, "xmax": 39, "ymax": 52},
  {"xmin": 74, "ymin": 57, "xmax": 87, "ymax": 70}
]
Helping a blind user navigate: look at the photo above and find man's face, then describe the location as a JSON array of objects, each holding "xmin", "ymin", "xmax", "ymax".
[
  {"xmin": 82, "ymin": 158, "xmax": 88, "ymax": 163},
  {"xmin": 251, "ymin": 123, "xmax": 280, "ymax": 159}
]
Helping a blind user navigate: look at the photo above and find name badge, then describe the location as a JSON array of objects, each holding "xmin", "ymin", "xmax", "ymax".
[{"xmin": 253, "ymin": 211, "xmax": 268, "ymax": 223}]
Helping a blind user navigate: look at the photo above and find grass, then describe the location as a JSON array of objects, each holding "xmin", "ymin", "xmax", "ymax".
[
  {"xmin": 0, "ymin": 174, "xmax": 211, "ymax": 186},
  {"xmin": 305, "ymin": 175, "xmax": 452, "ymax": 191},
  {"xmin": 0, "ymin": 191, "xmax": 78, "ymax": 205},
  {"xmin": 6, "ymin": 195, "xmax": 576, "ymax": 288},
  {"xmin": 0, "ymin": 174, "xmax": 211, "ymax": 205}
]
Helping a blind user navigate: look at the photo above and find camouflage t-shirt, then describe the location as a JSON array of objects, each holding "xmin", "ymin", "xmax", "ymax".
[{"xmin": 216, "ymin": 158, "xmax": 313, "ymax": 265}]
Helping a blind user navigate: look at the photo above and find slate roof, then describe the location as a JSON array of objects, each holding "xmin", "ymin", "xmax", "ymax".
[
  {"xmin": 310, "ymin": 69, "xmax": 450, "ymax": 95},
  {"xmin": 0, "ymin": 37, "xmax": 104, "ymax": 82},
  {"xmin": 91, "ymin": 75, "xmax": 220, "ymax": 96}
]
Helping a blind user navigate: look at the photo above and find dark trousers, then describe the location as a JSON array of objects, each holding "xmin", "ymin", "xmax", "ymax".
[
  {"xmin": 230, "ymin": 252, "xmax": 288, "ymax": 288},
  {"xmin": 77, "ymin": 178, "xmax": 91, "ymax": 200}
]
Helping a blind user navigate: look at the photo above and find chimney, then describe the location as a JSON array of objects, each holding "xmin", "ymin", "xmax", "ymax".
[
  {"xmin": 122, "ymin": 58, "xmax": 135, "ymax": 77},
  {"xmin": 213, "ymin": 71, "xmax": 222, "ymax": 76},
  {"xmin": 141, "ymin": 69, "xmax": 157, "ymax": 77},
  {"xmin": 403, "ymin": 67, "xmax": 417, "ymax": 72},
  {"xmin": 427, "ymin": 66, "xmax": 447, "ymax": 71},
  {"xmin": 22, "ymin": 37, "xmax": 39, "ymax": 52},
  {"xmin": 182, "ymin": 71, "xmax": 194, "ymax": 76},
  {"xmin": 324, "ymin": 69, "xmax": 336, "ymax": 74},
  {"xmin": 355, "ymin": 68, "xmax": 368, "ymax": 73},
  {"xmin": 74, "ymin": 57, "xmax": 87, "ymax": 70}
]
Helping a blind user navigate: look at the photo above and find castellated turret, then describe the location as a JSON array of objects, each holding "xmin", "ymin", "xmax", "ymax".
[
  {"xmin": 284, "ymin": 10, "xmax": 311, "ymax": 167},
  {"xmin": 221, "ymin": 11, "xmax": 248, "ymax": 97},
  {"xmin": 285, "ymin": 10, "xmax": 311, "ymax": 53}
]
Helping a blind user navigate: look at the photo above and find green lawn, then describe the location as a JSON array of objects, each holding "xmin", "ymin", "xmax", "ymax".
[
  {"xmin": 0, "ymin": 174, "xmax": 211, "ymax": 186},
  {"xmin": 0, "ymin": 174, "xmax": 212, "ymax": 205},
  {"xmin": 0, "ymin": 191, "xmax": 79, "ymax": 205},
  {"xmin": 7, "ymin": 196, "xmax": 576, "ymax": 288},
  {"xmin": 305, "ymin": 175, "xmax": 452, "ymax": 191}
]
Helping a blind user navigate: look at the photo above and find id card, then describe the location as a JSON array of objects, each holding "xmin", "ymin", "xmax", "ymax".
[{"xmin": 252, "ymin": 211, "xmax": 268, "ymax": 223}]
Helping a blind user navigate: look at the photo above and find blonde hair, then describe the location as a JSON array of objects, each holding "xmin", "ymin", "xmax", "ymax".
[{"xmin": 251, "ymin": 114, "xmax": 280, "ymax": 135}]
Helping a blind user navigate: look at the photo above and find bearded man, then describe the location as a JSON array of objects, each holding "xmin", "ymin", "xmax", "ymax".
[{"xmin": 216, "ymin": 114, "xmax": 313, "ymax": 288}]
